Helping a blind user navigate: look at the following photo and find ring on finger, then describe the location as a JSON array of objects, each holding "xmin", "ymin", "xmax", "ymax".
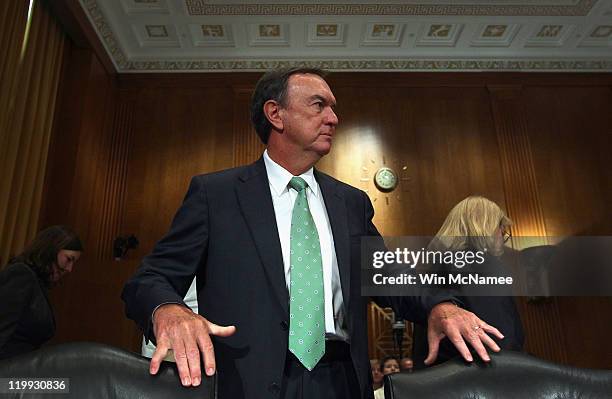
[{"xmin": 473, "ymin": 325, "xmax": 481, "ymax": 331}]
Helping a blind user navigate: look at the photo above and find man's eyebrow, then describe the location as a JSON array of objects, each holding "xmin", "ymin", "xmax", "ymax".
[{"xmin": 309, "ymin": 94, "xmax": 336, "ymax": 107}]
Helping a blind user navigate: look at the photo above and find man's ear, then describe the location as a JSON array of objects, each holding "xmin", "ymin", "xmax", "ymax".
[{"xmin": 263, "ymin": 100, "xmax": 284, "ymax": 132}]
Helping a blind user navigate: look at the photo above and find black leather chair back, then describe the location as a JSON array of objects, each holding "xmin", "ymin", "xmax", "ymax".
[
  {"xmin": 385, "ymin": 351, "xmax": 612, "ymax": 399},
  {"xmin": 0, "ymin": 342, "xmax": 216, "ymax": 399}
]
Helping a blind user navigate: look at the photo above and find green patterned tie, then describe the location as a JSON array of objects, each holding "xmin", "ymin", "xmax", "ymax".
[{"xmin": 287, "ymin": 177, "xmax": 325, "ymax": 371}]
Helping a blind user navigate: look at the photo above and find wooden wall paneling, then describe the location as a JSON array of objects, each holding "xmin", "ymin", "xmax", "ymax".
[
  {"xmin": 118, "ymin": 85, "xmax": 236, "ymax": 350},
  {"xmin": 115, "ymin": 72, "xmax": 612, "ymax": 91},
  {"xmin": 81, "ymin": 91, "xmax": 137, "ymax": 350},
  {"xmin": 318, "ymin": 86, "xmax": 506, "ymax": 236},
  {"xmin": 40, "ymin": 46, "xmax": 91, "ymax": 228},
  {"xmin": 121, "ymin": 86, "xmax": 235, "ymax": 260},
  {"xmin": 42, "ymin": 48, "xmax": 125, "ymax": 346},
  {"xmin": 522, "ymin": 86, "xmax": 611, "ymax": 236},
  {"xmin": 521, "ymin": 86, "xmax": 612, "ymax": 368},
  {"xmin": 94, "ymin": 91, "xmax": 134, "ymax": 261},
  {"xmin": 39, "ymin": 71, "xmax": 612, "ymax": 363},
  {"xmin": 116, "ymin": 73, "xmax": 261, "ymax": 90},
  {"xmin": 487, "ymin": 84, "xmax": 568, "ymax": 365},
  {"xmin": 56, "ymin": 66, "xmax": 122, "ymax": 346},
  {"xmin": 232, "ymin": 86, "xmax": 264, "ymax": 167},
  {"xmin": 326, "ymin": 73, "xmax": 612, "ymax": 90}
]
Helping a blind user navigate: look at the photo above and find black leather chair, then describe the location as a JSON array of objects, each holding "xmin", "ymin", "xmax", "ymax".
[
  {"xmin": 0, "ymin": 342, "xmax": 216, "ymax": 399},
  {"xmin": 385, "ymin": 351, "xmax": 612, "ymax": 399}
]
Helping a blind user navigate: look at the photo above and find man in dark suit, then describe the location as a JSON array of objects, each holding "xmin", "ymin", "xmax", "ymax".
[{"xmin": 122, "ymin": 68, "xmax": 503, "ymax": 399}]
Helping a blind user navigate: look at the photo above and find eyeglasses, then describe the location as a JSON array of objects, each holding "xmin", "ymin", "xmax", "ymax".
[{"xmin": 502, "ymin": 229, "xmax": 512, "ymax": 243}]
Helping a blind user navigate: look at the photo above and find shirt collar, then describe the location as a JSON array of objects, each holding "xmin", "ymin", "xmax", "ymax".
[{"xmin": 263, "ymin": 150, "xmax": 319, "ymax": 198}]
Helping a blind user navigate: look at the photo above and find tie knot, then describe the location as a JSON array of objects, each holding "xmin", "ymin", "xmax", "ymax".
[{"xmin": 288, "ymin": 177, "xmax": 308, "ymax": 192}]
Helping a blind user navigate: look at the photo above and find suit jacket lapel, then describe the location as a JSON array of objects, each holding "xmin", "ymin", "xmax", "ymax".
[
  {"xmin": 236, "ymin": 158, "xmax": 288, "ymax": 316},
  {"xmin": 315, "ymin": 170, "xmax": 352, "ymax": 313}
]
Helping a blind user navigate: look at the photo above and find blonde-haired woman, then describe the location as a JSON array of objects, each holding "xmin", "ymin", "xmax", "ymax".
[
  {"xmin": 428, "ymin": 195, "xmax": 511, "ymax": 256},
  {"xmin": 413, "ymin": 196, "xmax": 524, "ymax": 368}
]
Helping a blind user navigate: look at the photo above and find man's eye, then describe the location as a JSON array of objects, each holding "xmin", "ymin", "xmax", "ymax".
[{"xmin": 314, "ymin": 102, "xmax": 324, "ymax": 111}]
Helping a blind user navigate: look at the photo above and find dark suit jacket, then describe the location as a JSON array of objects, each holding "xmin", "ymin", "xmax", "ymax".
[
  {"xmin": 411, "ymin": 254, "xmax": 524, "ymax": 368},
  {"xmin": 122, "ymin": 158, "xmax": 437, "ymax": 399},
  {"xmin": 0, "ymin": 263, "xmax": 56, "ymax": 359}
]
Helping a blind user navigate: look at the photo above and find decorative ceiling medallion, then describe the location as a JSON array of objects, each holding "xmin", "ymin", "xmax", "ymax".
[
  {"xmin": 579, "ymin": 25, "xmax": 612, "ymax": 47},
  {"xmin": 372, "ymin": 24, "xmax": 396, "ymax": 38},
  {"xmin": 483, "ymin": 25, "xmax": 508, "ymax": 38},
  {"xmin": 471, "ymin": 24, "xmax": 521, "ymax": 47},
  {"xmin": 202, "ymin": 25, "xmax": 224, "ymax": 37},
  {"xmin": 259, "ymin": 24, "xmax": 281, "ymax": 37},
  {"xmin": 537, "ymin": 25, "xmax": 563, "ymax": 38},
  {"xmin": 590, "ymin": 25, "xmax": 612, "ymax": 38},
  {"xmin": 416, "ymin": 23, "xmax": 463, "ymax": 47},
  {"xmin": 145, "ymin": 25, "xmax": 168, "ymax": 38},
  {"xmin": 133, "ymin": 24, "xmax": 180, "ymax": 48},
  {"xmin": 184, "ymin": 0, "xmax": 596, "ymax": 16},
  {"xmin": 428, "ymin": 24, "xmax": 453, "ymax": 38},
  {"xmin": 189, "ymin": 24, "xmax": 235, "ymax": 47},
  {"xmin": 525, "ymin": 24, "xmax": 574, "ymax": 47},
  {"xmin": 316, "ymin": 24, "xmax": 338, "ymax": 37},
  {"xmin": 307, "ymin": 23, "xmax": 346, "ymax": 46},
  {"xmin": 362, "ymin": 23, "xmax": 403, "ymax": 46},
  {"xmin": 248, "ymin": 24, "xmax": 289, "ymax": 46}
]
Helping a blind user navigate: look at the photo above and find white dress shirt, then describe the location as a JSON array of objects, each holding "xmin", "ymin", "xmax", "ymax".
[{"xmin": 263, "ymin": 150, "xmax": 348, "ymax": 340}]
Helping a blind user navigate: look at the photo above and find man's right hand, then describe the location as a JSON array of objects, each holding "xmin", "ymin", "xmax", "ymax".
[{"xmin": 150, "ymin": 304, "xmax": 236, "ymax": 387}]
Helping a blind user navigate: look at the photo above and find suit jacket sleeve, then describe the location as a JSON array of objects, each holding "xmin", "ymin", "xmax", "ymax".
[
  {"xmin": 0, "ymin": 264, "xmax": 36, "ymax": 351},
  {"xmin": 363, "ymin": 193, "xmax": 458, "ymax": 324},
  {"xmin": 121, "ymin": 176, "xmax": 209, "ymax": 343}
]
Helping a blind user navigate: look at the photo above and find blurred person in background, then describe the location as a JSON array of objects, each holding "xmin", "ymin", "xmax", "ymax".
[
  {"xmin": 381, "ymin": 356, "xmax": 400, "ymax": 375},
  {"xmin": 0, "ymin": 225, "xmax": 82, "ymax": 359},
  {"xmin": 370, "ymin": 358, "xmax": 384, "ymax": 391},
  {"xmin": 375, "ymin": 356, "xmax": 401, "ymax": 399},
  {"xmin": 399, "ymin": 357, "xmax": 413, "ymax": 372}
]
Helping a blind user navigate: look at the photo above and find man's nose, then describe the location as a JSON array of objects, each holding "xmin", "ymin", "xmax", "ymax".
[{"xmin": 325, "ymin": 107, "xmax": 339, "ymax": 126}]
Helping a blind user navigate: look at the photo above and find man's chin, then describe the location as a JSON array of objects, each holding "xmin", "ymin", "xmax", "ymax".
[
  {"xmin": 312, "ymin": 144, "xmax": 332, "ymax": 157},
  {"xmin": 311, "ymin": 137, "xmax": 333, "ymax": 156}
]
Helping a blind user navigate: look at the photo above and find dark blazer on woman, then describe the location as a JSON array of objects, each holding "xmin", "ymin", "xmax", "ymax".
[
  {"xmin": 0, "ymin": 262, "xmax": 55, "ymax": 359},
  {"xmin": 412, "ymin": 253, "xmax": 524, "ymax": 368}
]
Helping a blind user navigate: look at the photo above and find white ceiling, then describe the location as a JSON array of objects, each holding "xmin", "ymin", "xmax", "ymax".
[{"xmin": 79, "ymin": 0, "xmax": 612, "ymax": 72}]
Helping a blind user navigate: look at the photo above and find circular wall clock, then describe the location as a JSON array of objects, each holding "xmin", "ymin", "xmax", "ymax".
[{"xmin": 373, "ymin": 167, "xmax": 398, "ymax": 192}]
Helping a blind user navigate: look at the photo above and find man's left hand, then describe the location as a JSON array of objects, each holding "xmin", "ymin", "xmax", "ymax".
[{"xmin": 425, "ymin": 302, "xmax": 504, "ymax": 365}]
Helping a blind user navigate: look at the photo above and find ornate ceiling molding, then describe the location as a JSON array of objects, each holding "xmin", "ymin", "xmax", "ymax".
[
  {"xmin": 121, "ymin": 58, "xmax": 612, "ymax": 72},
  {"xmin": 83, "ymin": 0, "xmax": 129, "ymax": 69},
  {"xmin": 185, "ymin": 0, "xmax": 596, "ymax": 17},
  {"xmin": 79, "ymin": 0, "xmax": 612, "ymax": 73}
]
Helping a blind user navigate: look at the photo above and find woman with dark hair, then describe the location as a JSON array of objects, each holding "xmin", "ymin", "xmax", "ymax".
[{"xmin": 0, "ymin": 225, "xmax": 83, "ymax": 359}]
